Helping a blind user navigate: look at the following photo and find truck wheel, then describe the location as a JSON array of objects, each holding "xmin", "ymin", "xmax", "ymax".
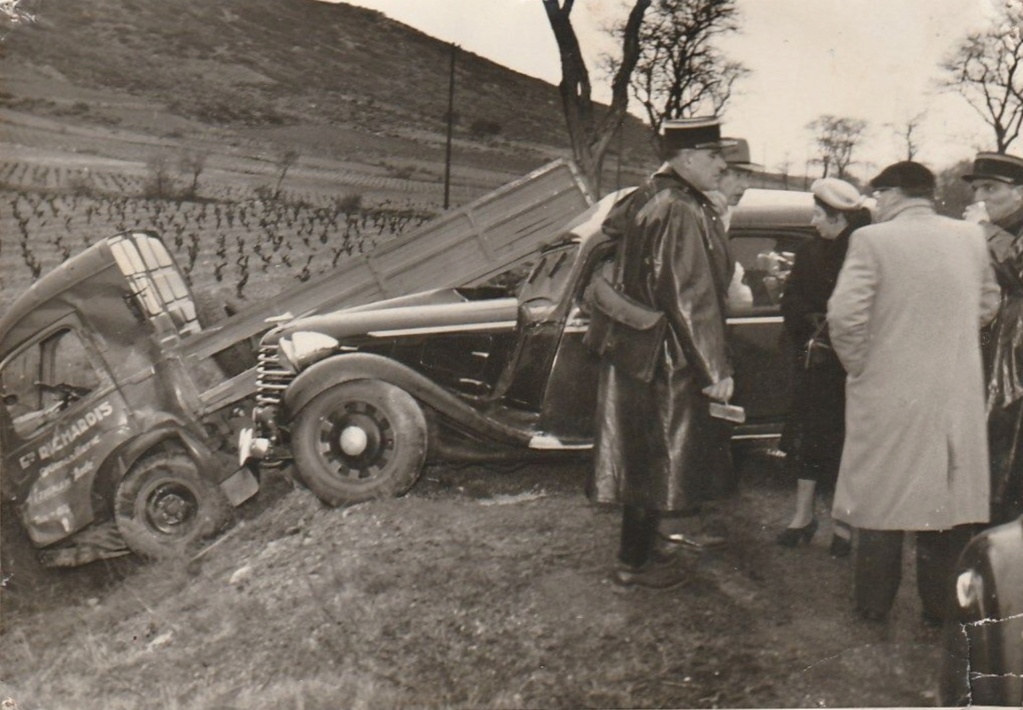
[
  {"xmin": 114, "ymin": 451, "xmax": 228, "ymax": 559},
  {"xmin": 292, "ymin": 380, "xmax": 428, "ymax": 506}
]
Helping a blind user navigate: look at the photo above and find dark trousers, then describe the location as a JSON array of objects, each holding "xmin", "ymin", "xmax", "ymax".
[
  {"xmin": 855, "ymin": 525, "xmax": 980, "ymax": 620},
  {"xmin": 619, "ymin": 505, "xmax": 660, "ymax": 568}
]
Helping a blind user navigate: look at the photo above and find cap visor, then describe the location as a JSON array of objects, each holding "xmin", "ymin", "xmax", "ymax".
[
  {"xmin": 961, "ymin": 173, "xmax": 1017, "ymax": 183},
  {"xmin": 692, "ymin": 139, "xmax": 739, "ymax": 149}
]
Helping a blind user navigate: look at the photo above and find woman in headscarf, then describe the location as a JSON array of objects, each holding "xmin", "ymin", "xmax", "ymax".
[{"xmin": 776, "ymin": 178, "xmax": 872, "ymax": 557}]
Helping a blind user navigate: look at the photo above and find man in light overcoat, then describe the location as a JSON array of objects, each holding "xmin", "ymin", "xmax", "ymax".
[{"xmin": 827, "ymin": 161, "xmax": 1001, "ymax": 624}]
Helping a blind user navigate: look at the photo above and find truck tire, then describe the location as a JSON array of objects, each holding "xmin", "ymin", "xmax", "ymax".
[
  {"xmin": 114, "ymin": 451, "xmax": 228, "ymax": 559},
  {"xmin": 291, "ymin": 380, "xmax": 428, "ymax": 507}
]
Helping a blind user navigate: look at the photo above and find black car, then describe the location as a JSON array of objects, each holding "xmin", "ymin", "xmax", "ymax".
[
  {"xmin": 940, "ymin": 514, "xmax": 1023, "ymax": 706},
  {"xmin": 238, "ymin": 187, "xmax": 815, "ymax": 505}
]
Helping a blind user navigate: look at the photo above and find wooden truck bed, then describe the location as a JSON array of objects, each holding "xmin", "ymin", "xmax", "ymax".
[{"xmin": 192, "ymin": 159, "xmax": 594, "ymax": 413}]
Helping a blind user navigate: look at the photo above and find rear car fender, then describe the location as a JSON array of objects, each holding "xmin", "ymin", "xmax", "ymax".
[{"xmin": 284, "ymin": 352, "xmax": 531, "ymax": 448}]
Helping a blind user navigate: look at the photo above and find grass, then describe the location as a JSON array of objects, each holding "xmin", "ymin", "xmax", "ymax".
[{"xmin": 0, "ymin": 461, "xmax": 948, "ymax": 709}]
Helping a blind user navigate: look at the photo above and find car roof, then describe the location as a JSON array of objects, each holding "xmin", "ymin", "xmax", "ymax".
[
  {"xmin": 567, "ymin": 187, "xmax": 815, "ymax": 246},
  {"xmin": 730, "ymin": 188, "xmax": 815, "ymax": 230}
]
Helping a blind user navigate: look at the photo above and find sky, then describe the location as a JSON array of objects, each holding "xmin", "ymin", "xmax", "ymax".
[{"xmin": 333, "ymin": 0, "xmax": 1006, "ymax": 181}]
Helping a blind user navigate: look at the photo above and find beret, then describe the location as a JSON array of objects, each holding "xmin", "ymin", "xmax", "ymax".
[
  {"xmin": 870, "ymin": 161, "xmax": 935, "ymax": 191},
  {"xmin": 962, "ymin": 151, "xmax": 1023, "ymax": 185},
  {"xmin": 811, "ymin": 178, "xmax": 866, "ymax": 211}
]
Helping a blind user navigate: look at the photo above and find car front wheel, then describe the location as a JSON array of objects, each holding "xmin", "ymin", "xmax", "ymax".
[{"xmin": 291, "ymin": 380, "xmax": 428, "ymax": 506}]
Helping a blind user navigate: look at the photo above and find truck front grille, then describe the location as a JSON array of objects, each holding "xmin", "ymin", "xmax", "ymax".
[{"xmin": 255, "ymin": 342, "xmax": 294, "ymax": 406}]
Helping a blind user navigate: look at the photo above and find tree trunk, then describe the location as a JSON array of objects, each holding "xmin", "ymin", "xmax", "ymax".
[{"xmin": 543, "ymin": 0, "xmax": 650, "ymax": 197}]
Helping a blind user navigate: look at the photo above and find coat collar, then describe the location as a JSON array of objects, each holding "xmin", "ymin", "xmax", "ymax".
[
  {"xmin": 876, "ymin": 197, "xmax": 934, "ymax": 223},
  {"xmin": 996, "ymin": 202, "xmax": 1023, "ymax": 236},
  {"xmin": 653, "ymin": 164, "xmax": 713, "ymax": 203}
]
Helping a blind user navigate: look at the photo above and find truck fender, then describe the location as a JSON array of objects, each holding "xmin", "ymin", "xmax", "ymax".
[
  {"xmin": 91, "ymin": 423, "xmax": 217, "ymax": 515},
  {"xmin": 284, "ymin": 352, "xmax": 531, "ymax": 448}
]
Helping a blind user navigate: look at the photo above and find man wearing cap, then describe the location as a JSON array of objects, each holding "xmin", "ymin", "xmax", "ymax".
[
  {"xmin": 709, "ymin": 138, "xmax": 763, "ymax": 308},
  {"xmin": 588, "ymin": 117, "xmax": 736, "ymax": 589},
  {"xmin": 962, "ymin": 151, "xmax": 1023, "ymax": 524},
  {"xmin": 708, "ymin": 138, "xmax": 764, "ymax": 228},
  {"xmin": 827, "ymin": 161, "xmax": 1001, "ymax": 623}
]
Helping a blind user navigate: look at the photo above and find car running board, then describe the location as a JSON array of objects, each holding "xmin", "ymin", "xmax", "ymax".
[{"xmin": 528, "ymin": 434, "xmax": 593, "ymax": 450}]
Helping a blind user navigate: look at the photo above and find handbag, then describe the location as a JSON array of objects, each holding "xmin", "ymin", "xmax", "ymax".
[
  {"xmin": 803, "ymin": 318, "xmax": 835, "ymax": 370},
  {"xmin": 584, "ymin": 273, "xmax": 667, "ymax": 383}
]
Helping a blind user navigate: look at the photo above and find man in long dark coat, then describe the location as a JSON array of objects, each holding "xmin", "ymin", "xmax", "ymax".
[
  {"xmin": 963, "ymin": 152, "xmax": 1023, "ymax": 524},
  {"xmin": 588, "ymin": 117, "xmax": 736, "ymax": 589}
]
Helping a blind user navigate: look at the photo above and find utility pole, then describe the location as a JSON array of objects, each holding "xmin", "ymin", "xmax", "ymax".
[{"xmin": 443, "ymin": 43, "xmax": 458, "ymax": 210}]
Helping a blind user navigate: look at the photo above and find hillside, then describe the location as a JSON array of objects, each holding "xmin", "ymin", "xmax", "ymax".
[{"xmin": 0, "ymin": 0, "xmax": 656, "ymax": 196}]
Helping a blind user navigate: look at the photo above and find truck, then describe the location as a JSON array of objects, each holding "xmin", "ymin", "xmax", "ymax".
[{"xmin": 0, "ymin": 160, "xmax": 594, "ymax": 567}]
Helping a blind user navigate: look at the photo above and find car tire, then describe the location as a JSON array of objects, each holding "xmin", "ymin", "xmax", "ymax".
[
  {"xmin": 291, "ymin": 380, "xmax": 428, "ymax": 507},
  {"xmin": 114, "ymin": 450, "xmax": 229, "ymax": 559}
]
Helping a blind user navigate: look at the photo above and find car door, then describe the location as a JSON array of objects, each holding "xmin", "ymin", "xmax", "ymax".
[{"xmin": 726, "ymin": 228, "xmax": 812, "ymax": 436}]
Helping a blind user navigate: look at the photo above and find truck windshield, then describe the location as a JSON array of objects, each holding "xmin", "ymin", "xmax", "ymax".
[{"xmin": 108, "ymin": 233, "xmax": 201, "ymax": 336}]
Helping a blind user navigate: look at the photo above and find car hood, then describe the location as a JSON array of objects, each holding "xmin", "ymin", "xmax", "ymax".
[{"xmin": 270, "ymin": 288, "xmax": 520, "ymax": 342}]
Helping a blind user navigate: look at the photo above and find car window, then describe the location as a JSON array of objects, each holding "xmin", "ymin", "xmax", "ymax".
[
  {"xmin": 729, "ymin": 232, "xmax": 807, "ymax": 310},
  {"xmin": 1, "ymin": 328, "xmax": 111, "ymax": 438}
]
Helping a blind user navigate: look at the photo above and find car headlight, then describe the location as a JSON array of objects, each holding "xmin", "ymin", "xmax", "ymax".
[
  {"xmin": 278, "ymin": 331, "xmax": 340, "ymax": 371},
  {"xmin": 955, "ymin": 569, "xmax": 984, "ymax": 610}
]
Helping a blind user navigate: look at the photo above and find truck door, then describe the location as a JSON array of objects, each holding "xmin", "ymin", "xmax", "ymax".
[{"xmin": 1, "ymin": 321, "xmax": 131, "ymax": 546}]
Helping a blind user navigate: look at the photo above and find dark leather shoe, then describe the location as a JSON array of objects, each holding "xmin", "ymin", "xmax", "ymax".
[
  {"xmin": 829, "ymin": 534, "xmax": 852, "ymax": 558},
  {"xmin": 855, "ymin": 607, "xmax": 888, "ymax": 624},
  {"xmin": 775, "ymin": 518, "xmax": 819, "ymax": 547},
  {"xmin": 659, "ymin": 530, "xmax": 727, "ymax": 551},
  {"xmin": 611, "ymin": 562, "xmax": 689, "ymax": 589}
]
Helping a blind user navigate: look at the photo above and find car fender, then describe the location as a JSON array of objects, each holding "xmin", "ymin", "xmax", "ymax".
[{"xmin": 284, "ymin": 352, "xmax": 532, "ymax": 448}]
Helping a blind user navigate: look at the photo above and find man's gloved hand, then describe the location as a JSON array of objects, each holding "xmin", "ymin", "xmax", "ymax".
[{"xmin": 702, "ymin": 376, "xmax": 734, "ymax": 403}]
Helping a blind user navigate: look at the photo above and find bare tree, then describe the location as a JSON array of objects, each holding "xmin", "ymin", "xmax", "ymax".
[
  {"xmin": 143, "ymin": 153, "xmax": 176, "ymax": 199},
  {"xmin": 272, "ymin": 149, "xmax": 299, "ymax": 201},
  {"xmin": 178, "ymin": 151, "xmax": 207, "ymax": 198},
  {"xmin": 619, "ymin": 0, "xmax": 749, "ymax": 145},
  {"xmin": 806, "ymin": 115, "xmax": 869, "ymax": 179},
  {"xmin": 940, "ymin": 1, "xmax": 1023, "ymax": 152},
  {"xmin": 888, "ymin": 112, "xmax": 924, "ymax": 161},
  {"xmin": 775, "ymin": 153, "xmax": 792, "ymax": 189},
  {"xmin": 542, "ymin": 0, "xmax": 651, "ymax": 196}
]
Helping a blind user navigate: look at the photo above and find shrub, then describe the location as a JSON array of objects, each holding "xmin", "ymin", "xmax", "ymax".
[{"xmin": 469, "ymin": 118, "xmax": 502, "ymax": 139}]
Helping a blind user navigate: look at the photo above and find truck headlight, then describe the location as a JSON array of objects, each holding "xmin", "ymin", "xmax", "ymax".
[{"xmin": 278, "ymin": 332, "xmax": 339, "ymax": 371}]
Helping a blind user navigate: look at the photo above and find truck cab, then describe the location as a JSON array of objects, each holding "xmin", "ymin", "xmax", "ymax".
[{"xmin": 0, "ymin": 232, "xmax": 257, "ymax": 566}]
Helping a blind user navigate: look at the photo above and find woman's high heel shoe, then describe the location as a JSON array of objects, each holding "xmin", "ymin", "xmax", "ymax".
[{"xmin": 775, "ymin": 518, "xmax": 819, "ymax": 547}]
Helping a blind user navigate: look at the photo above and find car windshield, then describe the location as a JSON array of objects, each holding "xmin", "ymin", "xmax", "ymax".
[{"xmin": 517, "ymin": 243, "xmax": 579, "ymax": 305}]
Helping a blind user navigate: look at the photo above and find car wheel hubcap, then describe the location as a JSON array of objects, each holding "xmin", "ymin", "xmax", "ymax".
[
  {"xmin": 339, "ymin": 425, "xmax": 369, "ymax": 456},
  {"xmin": 319, "ymin": 401, "xmax": 394, "ymax": 480}
]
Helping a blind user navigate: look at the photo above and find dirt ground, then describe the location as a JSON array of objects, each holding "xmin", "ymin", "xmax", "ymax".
[{"xmin": 0, "ymin": 452, "xmax": 949, "ymax": 709}]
